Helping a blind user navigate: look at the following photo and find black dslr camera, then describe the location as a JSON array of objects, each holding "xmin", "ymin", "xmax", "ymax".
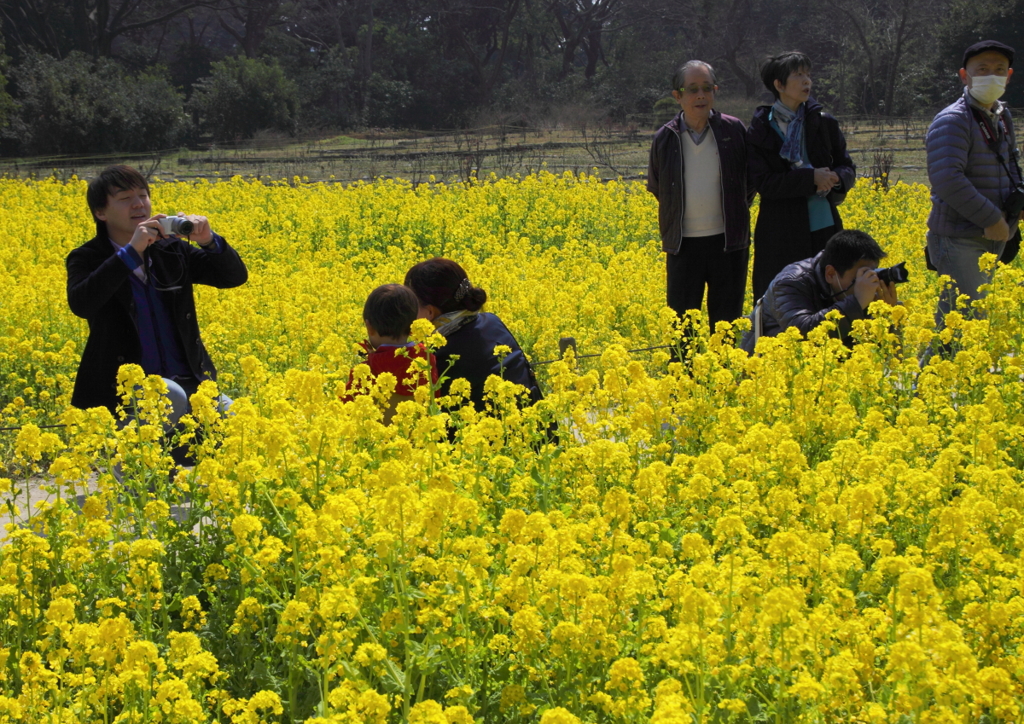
[{"xmin": 874, "ymin": 261, "xmax": 909, "ymax": 285}]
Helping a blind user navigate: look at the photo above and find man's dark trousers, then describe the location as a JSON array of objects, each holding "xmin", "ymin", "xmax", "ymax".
[{"xmin": 666, "ymin": 233, "xmax": 749, "ymax": 332}]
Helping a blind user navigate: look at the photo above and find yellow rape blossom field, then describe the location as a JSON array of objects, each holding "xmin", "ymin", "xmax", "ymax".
[{"xmin": 2, "ymin": 173, "xmax": 1024, "ymax": 723}]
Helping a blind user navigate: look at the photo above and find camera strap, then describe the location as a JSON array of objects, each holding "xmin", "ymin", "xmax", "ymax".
[{"xmin": 970, "ymin": 106, "xmax": 1023, "ymax": 185}]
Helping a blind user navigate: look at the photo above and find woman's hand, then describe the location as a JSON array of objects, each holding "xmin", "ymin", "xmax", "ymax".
[{"xmin": 814, "ymin": 167, "xmax": 839, "ymax": 195}]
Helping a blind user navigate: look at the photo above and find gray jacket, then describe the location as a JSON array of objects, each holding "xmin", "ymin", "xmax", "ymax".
[{"xmin": 927, "ymin": 90, "xmax": 1022, "ymax": 238}]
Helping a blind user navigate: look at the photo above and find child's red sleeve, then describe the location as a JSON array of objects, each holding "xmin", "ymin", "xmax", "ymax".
[
  {"xmin": 339, "ymin": 341, "xmax": 372, "ymax": 402},
  {"xmin": 428, "ymin": 352, "xmax": 440, "ymax": 397}
]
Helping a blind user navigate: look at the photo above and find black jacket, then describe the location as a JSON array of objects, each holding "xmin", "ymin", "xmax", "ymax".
[
  {"xmin": 647, "ymin": 109, "xmax": 754, "ymax": 254},
  {"xmin": 435, "ymin": 312, "xmax": 543, "ymax": 411},
  {"xmin": 747, "ymin": 98, "xmax": 856, "ymax": 300},
  {"xmin": 740, "ymin": 251, "xmax": 866, "ymax": 354},
  {"xmin": 66, "ymin": 233, "xmax": 248, "ymax": 413}
]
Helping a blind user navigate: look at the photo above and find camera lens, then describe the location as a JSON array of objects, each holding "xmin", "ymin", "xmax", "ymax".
[
  {"xmin": 172, "ymin": 217, "xmax": 195, "ymax": 235},
  {"xmin": 875, "ymin": 261, "xmax": 909, "ymax": 284}
]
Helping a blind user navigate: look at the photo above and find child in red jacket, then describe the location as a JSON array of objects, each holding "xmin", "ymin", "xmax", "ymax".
[{"xmin": 343, "ymin": 284, "xmax": 438, "ymax": 422}]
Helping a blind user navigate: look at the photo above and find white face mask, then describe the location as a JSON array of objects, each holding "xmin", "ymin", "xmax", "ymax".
[{"xmin": 968, "ymin": 73, "xmax": 1008, "ymax": 105}]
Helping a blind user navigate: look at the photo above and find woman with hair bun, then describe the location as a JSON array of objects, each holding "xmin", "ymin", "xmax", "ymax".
[{"xmin": 404, "ymin": 257, "xmax": 543, "ymax": 411}]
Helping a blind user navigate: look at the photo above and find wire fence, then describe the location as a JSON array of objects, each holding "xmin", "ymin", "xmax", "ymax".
[
  {"xmin": 532, "ymin": 337, "xmax": 675, "ymax": 366},
  {"xmin": 9, "ymin": 109, "xmax": 1019, "ymax": 186},
  {"xmin": 0, "ymin": 423, "xmax": 69, "ymax": 433}
]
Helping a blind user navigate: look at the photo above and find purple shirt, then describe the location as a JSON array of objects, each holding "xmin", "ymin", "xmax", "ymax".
[{"xmin": 113, "ymin": 235, "xmax": 224, "ymax": 379}]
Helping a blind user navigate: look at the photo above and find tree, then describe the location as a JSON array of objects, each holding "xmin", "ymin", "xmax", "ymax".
[
  {"xmin": 0, "ymin": 0, "xmax": 214, "ymax": 59},
  {"xmin": 218, "ymin": 0, "xmax": 285, "ymax": 57},
  {"xmin": 637, "ymin": 0, "xmax": 799, "ymax": 99},
  {"xmin": 86, "ymin": 0, "xmax": 216, "ymax": 57},
  {"xmin": 822, "ymin": 0, "xmax": 943, "ymax": 115},
  {"xmin": 434, "ymin": 0, "xmax": 524, "ymax": 103},
  {"xmin": 0, "ymin": 20, "xmax": 16, "ymax": 128},
  {"xmin": 166, "ymin": 9, "xmax": 223, "ymax": 98},
  {"xmin": 929, "ymin": 0, "xmax": 1024, "ymax": 107},
  {"xmin": 5, "ymin": 50, "xmax": 187, "ymax": 153},
  {"xmin": 0, "ymin": 0, "xmax": 75, "ymax": 58},
  {"xmin": 188, "ymin": 55, "xmax": 297, "ymax": 139},
  {"xmin": 545, "ymin": 0, "xmax": 623, "ymax": 79}
]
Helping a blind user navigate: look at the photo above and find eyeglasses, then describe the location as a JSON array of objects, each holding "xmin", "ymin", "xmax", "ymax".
[{"xmin": 680, "ymin": 85, "xmax": 715, "ymax": 95}]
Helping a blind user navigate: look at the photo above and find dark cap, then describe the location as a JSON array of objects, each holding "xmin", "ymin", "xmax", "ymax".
[{"xmin": 963, "ymin": 40, "xmax": 1014, "ymax": 68}]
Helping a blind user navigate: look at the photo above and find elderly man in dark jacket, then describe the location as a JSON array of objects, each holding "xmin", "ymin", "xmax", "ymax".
[
  {"xmin": 926, "ymin": 40, "xmax": 1022, "ymax": 329},
  {"xmin": 740, "ymin": 230, "xmax": 897, "ymax": 353},
  {"xmin": 67, "ymin": 165, "xmax": 248, "ymax": 421},
  {"xmin": 747, "ymin": 51, "xmax": 856, "ymax": 302},
  {"xmin": 648, "ymin": 60, "xmax": 753, "ymax": 333}
]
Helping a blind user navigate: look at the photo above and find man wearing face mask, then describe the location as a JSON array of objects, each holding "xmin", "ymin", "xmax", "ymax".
[
  {"xmin": 739, "ymin": 230, "xmax": 898, "ymax": 354},
  {"xmin": 926, "ymin": 41, "xmax": 1023, "ymax": 331}
]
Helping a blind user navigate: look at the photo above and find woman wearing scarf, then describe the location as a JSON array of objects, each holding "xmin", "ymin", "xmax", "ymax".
[
  {"xmin": 747, "ymin": 51, "xmax": 856, "ymax": 301},
  {"xmin": 404, "ymin": 257, "xmax": 543, "ymax": 412}
]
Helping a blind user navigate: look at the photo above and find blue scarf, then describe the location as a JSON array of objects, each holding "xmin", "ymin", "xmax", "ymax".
[{"xmin": 773, "ymin": 100, "xmax": 806, "ymax": 167}]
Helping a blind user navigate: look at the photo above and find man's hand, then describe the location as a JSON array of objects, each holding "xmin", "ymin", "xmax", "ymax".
[
  {"xmin": 877, "ymin": 280, "xmax": 898, "ymax": 306},
  {"xmin": 852, "ymin": 267, "xmax": 881, "ymax": 310},
  {"xmin": 128, "ymin": 215, "xmax": 167, "ymax": 255},
  {"xmin": 814, "ymin": 167, "xmax": 840, "ymax": 194},
  {"xmin": 984, "ymin": 217, "xmax": 1011, "ymax": 242},
  {"xmin": 177, "ymin": 212, "xmax": 215, "ymax": 246}
]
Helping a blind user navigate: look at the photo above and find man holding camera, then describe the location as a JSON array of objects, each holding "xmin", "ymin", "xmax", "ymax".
[
  {"xmin": 926, "ymin": 40, "xmax": 1023, "ymax": 328},
  {"xmin": 67, "ymin": 165, "xmax": 248, "ymax": 423},
  {"xmin": 740, "ymin": 230, "xmax": 898, "ymax": 353}
]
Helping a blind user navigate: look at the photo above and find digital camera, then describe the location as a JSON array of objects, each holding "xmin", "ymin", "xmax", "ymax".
[
  {"xmin": 874, "ymin": 261, "xmax": 909, "ymax": 285},
  {"xmin": 158, "ymin": 215, "xmax": 195, "ymax": 236}
]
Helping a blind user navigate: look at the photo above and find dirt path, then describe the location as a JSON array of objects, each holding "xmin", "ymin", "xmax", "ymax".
[
  {"xmin": 1, "ymin": 472, "xmax": 199, "ymax": 544},
  {"xmin": 0, "ymin": 474, "xmax": 100, "ymax": 536}
]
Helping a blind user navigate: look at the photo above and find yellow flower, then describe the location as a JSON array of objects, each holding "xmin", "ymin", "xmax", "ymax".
[
  {"xmin": 0, "ymin": 173, "xmax": 1019, "ymax": 722},
  {"xmin": 539, "ymin": 707, "xmax": 582, "ymax": 724},
  {"xmin": 354, "ymin": 642, "xmax": 387, "ymax": 667}
]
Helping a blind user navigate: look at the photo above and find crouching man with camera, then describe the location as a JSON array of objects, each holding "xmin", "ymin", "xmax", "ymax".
[
  {"xmin": 926, "ymin": 40, "xmax": 1023, "ymax": 330},
  {"xmin": 740, "ymin": 229, "xmax": 900, "ymax": 353},
  {"xmin": 67, "ymin": 165, "xmax": 248, "ymax": 429}
]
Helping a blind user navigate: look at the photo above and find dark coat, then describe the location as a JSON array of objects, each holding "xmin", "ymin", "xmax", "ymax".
[
  {"xmin": 747, "ymin": 98, "xmax": 856, "ymax": 300},
  {"xmin": 435, "ymin": 312, "xmax": 543, "ymax": 412},
  {"xmin": 66, "ymin": 233, "xmax": 248, "ymax": 413},
  {"xmin": 739, "ymin": 251, "xmax": 867, "ymax": 354},
  {"xmin": 647, "ymin": 109, "xmax": 753, "ymax": 254}
]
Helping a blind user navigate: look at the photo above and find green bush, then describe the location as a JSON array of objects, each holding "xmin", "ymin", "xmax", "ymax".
[
  {"xmin": 188, "ymin": 56, "xmax": 298, "ymax": 141},
  {"xmin": 289, "ymin": 46, "xmax": 359, "ymax": 130},
  {"xmin": 652, "ymin": 96, "xmax": 679, "ymax": 127},
  {"xmin": 7, "ymin": 51, "xmax": 188, "ymax": 155}
]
